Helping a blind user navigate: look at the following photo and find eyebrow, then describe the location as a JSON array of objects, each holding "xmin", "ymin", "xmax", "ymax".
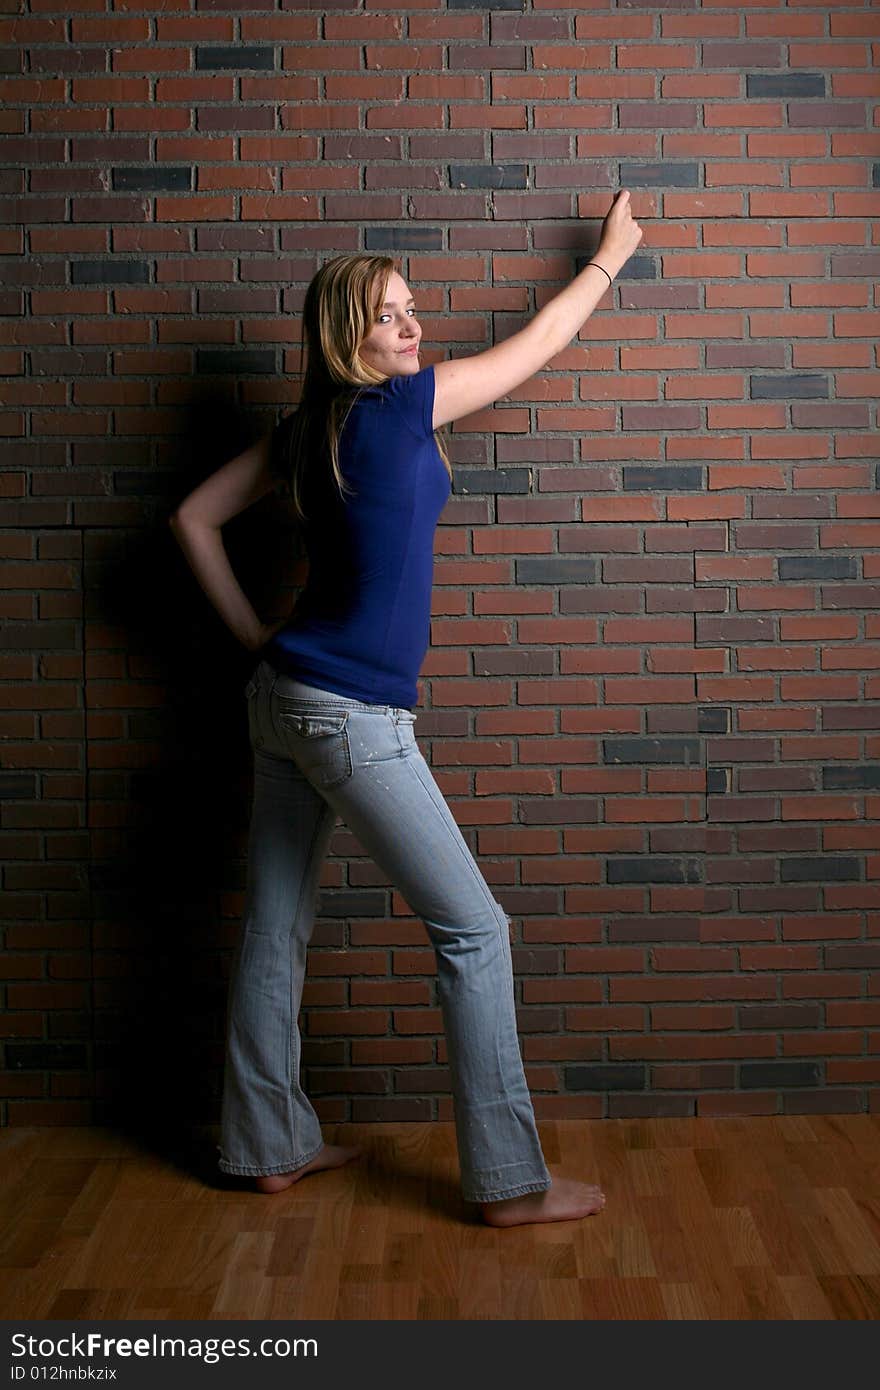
[{"xmin": 381, "ymin": 297, "xmax": 416, "ymax": 308}]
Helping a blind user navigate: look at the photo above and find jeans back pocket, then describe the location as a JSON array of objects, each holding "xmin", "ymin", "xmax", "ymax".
[{"xmin": 276, "ymin": 709, "xmax": 353, "ymax": 789}]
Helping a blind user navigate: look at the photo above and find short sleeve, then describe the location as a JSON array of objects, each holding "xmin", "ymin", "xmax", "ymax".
[{"xmin": 380, "ymin": 365, "xmax": 435, "ymax": 440}]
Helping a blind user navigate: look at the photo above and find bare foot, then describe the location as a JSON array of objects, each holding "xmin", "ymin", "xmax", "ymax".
[
  {"xmin": 253, "ymin": 1143, "xmax": 362, "ymax": 1194},
  {"xmin": 480, "ymin": 1176, "xmax": 605, "ymax": 1228}
]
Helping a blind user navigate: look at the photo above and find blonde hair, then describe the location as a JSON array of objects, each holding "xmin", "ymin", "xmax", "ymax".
[{"xmin": 272, "ymin": 253, "xmax": 452, "ymax": 523}]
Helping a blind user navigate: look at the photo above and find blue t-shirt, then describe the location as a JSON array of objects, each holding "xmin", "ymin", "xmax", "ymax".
[{"xmin": 264, "ymin": 364, "xmax": 451, "ymax": 709}]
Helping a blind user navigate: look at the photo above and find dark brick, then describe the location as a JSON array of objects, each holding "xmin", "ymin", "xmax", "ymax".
[
  {"xmin": 780, "ymin": 856, "xmax": 860, "ymax": 881},
  {"xmin": 30, "ymin": 47, "xmax": 104, "ymax": 74},
  {"xmin": 449, "ymin": 164, "xmax": 527, "ymax": 189},
  {"xmin": 0, "ymin": 773, "xmax": 37, "ymax": 800},
  {"xmin": 70, "ymin": 261, "xmax": 150, "ymax": 285},
  {"xmin": 498, "ymin": 889, "xmax": 557, "ymax": 915},
  {"xmin": 566, "ymin": 1064, "xmax": 645, "ymax": 1091},
  {"xmin": 822, "ymin": 765, "xmax": 880, "ymax": 790},
  {"xmin": 365, "ymin": 227, "xmax": 444, "ymax": 251},
  {"xmin": 577, "ymin": 252, "xmax": 656, "ymax": 281},
  {"xmin": 609, "ymin": 919, "xmax": 700, "ymax": 943},
  {"xmin": 195, "ymin": 46, "xmax": 275, "ymax": 70},
  {"xmin": 317, "ymin": 890, "xmax": 387, "ymax": 917},
  {"xmin": 778, "ymin": 556, "xmax": 857, "ymax": 580},
  {"xmin": 195, "ymin": 349, "xmax": 276, "ymax": 375},
  {"xmin": 516, "ymin": 558, "xmax": 597, "ymax": 584},
  {"xmin": 623, "ymin": 465, "xmax": 703, "ymax": 491},
  {"xmin": 706, "ymin": 767, "xmax": 730, "ymax": 793},
  {"xmin": 31, "ymin": 349, "xmax": 108, "ymax": 376},
  {"xmin": 454, "ymin": 468, "xmax": 530, "ymax": 494},
  {"xmin": 751, "ymin": 374, "xmax": 829, "ymax": 400},
  {"xmin": 741, "ymin": 1062, "xmax": 821, "ymax": 1089},
  {"xmin": 516, "ymin": 1008, "xmax": 562, "ymax": 1033},
  {"xmin": 607, "ymin": 858, "xmax": 702, "ymax": 884},
  {"xmin": 874, "ymin": 163, "xmax": 880, "ymax": 188},
  {"xmin": 197, "ymin": 107, "xmax": 275, "ymax": 132},
  {"xmin": 411, "ymin": 711, "xmax": 469, "ymax": 739},
  {"xmin": 0, "ymin": 624, "xmax": 78, "ymax": 651},
  {"xmin": 604, "ymin": 737, "xmax": 702, "ymax": 765},
  {"xmin": 307, "ymin": 1069, "xmax": 388, "ymax": 1095},
  {"xmin": 825, "ymin": 944, "xmax": 880, "ymax": 969},
  {"xmin": 113, "ymin": 167, "xmax": 192, "ymax": 192},
  {"xmin": 7, "ymin": 1043, "xmax": 88, "ymax": 1070},
  {"xmin": 746, "ymin": 74, "xmax": 826, "ymax": 98},
  {"xmin": 618, "ymin": 162, "xmax": 699, "ymax": 187},
  {"xmin": 114, "ymin": 471, "xmax": 177, "ymax": 497},
  {"xmin": 301, "ymin": 1041, "xmax": 346, "ymax": 1066},
  {"xmin": 511, "ymin": 947, "xmax": 561, "ymax": 974},
  {"xmin": 739, "ymin": 1004, "xmax": 821, "ymax": 1029},
  {"xmin": 392, "ymin": 1069, "xmax": 451, "ymax": 1093},
  {"xmin": 698, "ymin": 707, "xmax": 730, "ymax": 733}
]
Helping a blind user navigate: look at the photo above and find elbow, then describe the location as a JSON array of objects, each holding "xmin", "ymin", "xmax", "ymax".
[
  {"xmin": 169, "ymin": 507, "xmax": 197, "ymax": 533},
  {"xmin": 169, "ymin": 507, "xmax": 219, "ymax": 535}
]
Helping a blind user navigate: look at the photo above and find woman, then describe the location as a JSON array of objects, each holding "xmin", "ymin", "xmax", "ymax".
[{"xmin": 170, "ymin": 190, "xmax": 643, "ymax": 1227}]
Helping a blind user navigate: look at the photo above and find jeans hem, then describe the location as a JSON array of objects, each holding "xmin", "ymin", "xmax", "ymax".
[
  {"xmin": 216, "ymin": 1138, "xmax": 325, "ymax": 1178},
  {"xmin": 463, "ymin": 1176, "xmax": 553, "ymax": 1205}
]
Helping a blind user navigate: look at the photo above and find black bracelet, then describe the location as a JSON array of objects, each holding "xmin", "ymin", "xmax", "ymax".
[{"xmin": 586, "ymin": 261, "xmax": 613, "ymax": 286}]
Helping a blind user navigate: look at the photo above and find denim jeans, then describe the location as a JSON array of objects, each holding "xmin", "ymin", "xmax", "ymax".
[{"xmin": 217, "ymin": 659, "xmax": 552, "ymax": 1204}]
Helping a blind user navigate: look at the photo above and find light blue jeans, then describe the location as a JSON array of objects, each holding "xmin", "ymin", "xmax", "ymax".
[{"xmin": 217, "ymin": 658, "xmax": 552, "ymax": 1204}]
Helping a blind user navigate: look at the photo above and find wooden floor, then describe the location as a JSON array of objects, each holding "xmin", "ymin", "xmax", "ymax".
[{"xmin": 1, "ymin": 1115, "xmax": 879, "ymax": 1320}]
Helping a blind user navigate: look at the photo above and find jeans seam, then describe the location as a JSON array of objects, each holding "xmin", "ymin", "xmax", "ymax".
[
  {"xmin": 218, "ymin": 1138, "xmax": 326, "ymax": 1178},
  {"xmin": 402, "ymin": 750, "xmax": 507, "ymax": 929},
  {"xmin": 464, "ymin": 1177, "xmax": 553, "ymax": 1204},
  {"xmin": 285, "ymin": 810, "xmax": 327, "ymax": 1143},
  {"xmin": 402, "ymin": 752, "xmax": 543, "ymax": 1193}
]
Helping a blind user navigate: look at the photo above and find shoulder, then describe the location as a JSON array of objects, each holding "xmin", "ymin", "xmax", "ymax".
[{"xmin": 361, "ymin": 366, "xmax": 435, "ymax": 440}]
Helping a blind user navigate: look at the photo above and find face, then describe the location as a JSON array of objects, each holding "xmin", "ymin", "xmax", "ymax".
[{"xmin": 358, "ymin": 271, "xmax": 421, "ymax": 378}]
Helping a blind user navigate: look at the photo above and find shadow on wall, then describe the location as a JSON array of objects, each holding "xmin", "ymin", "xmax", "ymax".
[{"xmin": 84, "ymin": 386, "xmax": 301, "ymax": 1180}]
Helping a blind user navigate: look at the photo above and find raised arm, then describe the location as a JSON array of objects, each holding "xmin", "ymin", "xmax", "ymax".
[{"xmin": 431, "ymin": 189, "xmax": 643, "ymax": 432}]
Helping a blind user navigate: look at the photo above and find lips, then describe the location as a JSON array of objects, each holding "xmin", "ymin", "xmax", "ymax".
[{"xmin": 398, "ymin": 345, "xmax": 419, "ymax": 354}]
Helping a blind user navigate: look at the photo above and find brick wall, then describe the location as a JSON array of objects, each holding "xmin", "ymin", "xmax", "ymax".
[{"xmin": 2, "ymin": 1, "xmax": 879, "ymax": 1130}]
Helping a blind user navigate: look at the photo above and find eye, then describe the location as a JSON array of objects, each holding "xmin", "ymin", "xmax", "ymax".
[{"xmin": 377, "ymin": 308, "xmax": 417, "ymax": 323}]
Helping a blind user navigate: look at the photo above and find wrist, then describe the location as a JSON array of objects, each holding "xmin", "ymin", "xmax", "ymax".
[{"xmin": 590, "ymin": 250, "xmax": 622, "ymax": 280}]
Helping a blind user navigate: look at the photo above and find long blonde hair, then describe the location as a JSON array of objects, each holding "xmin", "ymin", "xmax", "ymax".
[{"xmin": 272, "ymin": 254, "xmax": 452, "ymax": 522}]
